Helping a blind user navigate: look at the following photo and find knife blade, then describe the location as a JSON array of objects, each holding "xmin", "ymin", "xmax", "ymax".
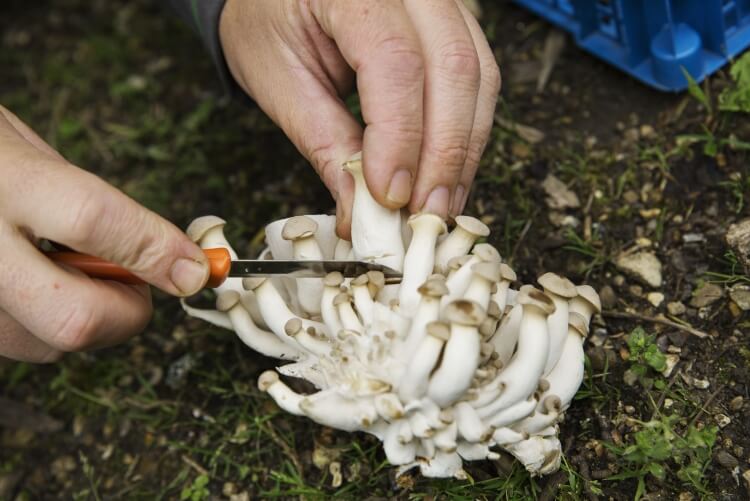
[{"xmin": 45, "ymin": 247, "xmax": 402, "ymax": 288}]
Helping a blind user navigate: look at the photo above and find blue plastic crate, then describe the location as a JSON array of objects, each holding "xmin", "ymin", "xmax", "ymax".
[{"xmin": 512, "ymin": 0, "xmax": 750, "ymax": 91}]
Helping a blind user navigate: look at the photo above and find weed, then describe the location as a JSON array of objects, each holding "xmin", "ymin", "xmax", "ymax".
[
  {"xmin": 604, "ymin": 414, "xmax": 717, "ymax": 500},
  {"xmin": 623, "ymin": 327, "xmax": 667, "ymax": 390},
  {"xmin": 180, "ymin": 474, "xmax": 210, "ymax": 501},
  {"xmin": 719, "ymin": 51, "xmax": 750, "ymax": 113},
  {"xmin": 704, "ymin": 250, "xmax": 750, "ymax": 285}
]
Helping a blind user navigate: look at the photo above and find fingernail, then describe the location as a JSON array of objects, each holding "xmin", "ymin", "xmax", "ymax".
[
  {"xmin": 170, "ymin": 258, "xmax": 209, "ymax": 296},
  {"xmin": 422, "ymin": 186, "xmax": 451, "ymax": 217},
  {"xmin": 386, "ymin": 169, "xmax": 412, "ymax": 206},
  {"xmin": 451, "ymin": 185, "xmax": 466, "ymax": 217}
]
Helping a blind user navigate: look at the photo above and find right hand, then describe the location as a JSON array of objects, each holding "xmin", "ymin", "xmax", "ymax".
[{"xmin": 0, "ymin": 105, "xmax": 209, "ymax": 363}]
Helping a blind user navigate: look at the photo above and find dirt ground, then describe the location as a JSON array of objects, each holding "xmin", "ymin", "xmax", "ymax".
[{"xmin": 1, "ymin": 0, "xmax": 749, "ymax": 499}]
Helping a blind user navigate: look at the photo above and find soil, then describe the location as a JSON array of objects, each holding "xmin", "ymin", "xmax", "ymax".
[{"xmin": 1, "ymin": 0, "xmax": 749, "ymax": 500}]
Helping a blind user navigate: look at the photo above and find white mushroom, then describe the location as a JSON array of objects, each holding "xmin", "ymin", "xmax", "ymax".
[
  {"xmin": 399, "ymin": 213, "xmax": 447, "ymax": 311},
  {"xmin": 398, "ymin": 321, "xmax": 450, "ymax": 403},
  {"xmin": 569, "ymin": 285, "xmax": 602, "ymax": 329},
  {"xmin": 282, "ymin": 216, "xmax": 325, "ymax": 316},
  {"xmin": 343, "ymin": 152, "xmax": 405, "ymax": 272},
  {"xmin": 258, "ymin": 371, "xmax": 305, "ymax": 416},
  {"xmin": 490, "ymin": 263, "xmax": 517, "ymax": 312},
  {"xmin": 537, "ymin": 272, "xmax": 578, "ymax": 375},
  {"xmin": 536, "ymin": 313, "xmax": 588, "ymax": 411},
  {"xmin": 434, "ymin": 216, "xmax": 490, "ymax": 273}
]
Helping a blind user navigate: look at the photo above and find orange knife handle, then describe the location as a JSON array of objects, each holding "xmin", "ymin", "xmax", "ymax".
[{"xmin": 45, "ymin": 247, "xmax": 231, "ymax": 289}]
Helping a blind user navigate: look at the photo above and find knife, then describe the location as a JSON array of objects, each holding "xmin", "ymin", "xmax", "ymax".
[{"xmin": 45, "ymin": 248, "xmax": 402, "ymax": 288}]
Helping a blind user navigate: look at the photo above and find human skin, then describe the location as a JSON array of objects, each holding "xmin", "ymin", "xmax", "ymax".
[
  {"xmin": 0, "ymin": 105, "xmax": 209, "ymax": 363},
  {"xmin": 218, "ymin": 0, "xmax": 501, "ymax": 239}
]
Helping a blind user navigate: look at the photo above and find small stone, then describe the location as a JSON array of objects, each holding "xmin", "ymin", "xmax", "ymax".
[
  {"xmin": 623, "ymin": 369, "xmax": 639, "ymax": 386},
  {"xmin": 647, "ymin": 292, "xmax": 665, "ymax": 307},
  {"xmin": 682, "ymin": 233, "xmax": 705, "ymax": 244},
  {"xmin": 726, "ymin": 218, "xmax": 750, "ymax": 274},
  {"xmin": 678, "ymin": 492, "xmax": 694, "ymax": 501},
  {"xmin": 542, "ymin": 174, "xmax": 580, "ymax": 210},
  {"xmin": 730, "ymin": 396, "xmax": 744, "ymax": 412},
  {"xmin": 223, "ymin": 482, "xmax": 238, "ymax": 496},
  {"xmin": 667, "ymin": 301, "xmax": 686, "ymax": 316},
  {"xmin": 329, "ymin": 461, "xmax": 343, "ymax": 488},
  {"xmin": 690, "ymin": 283, "xmax": 724, "ymax": 308},
  {"xmin": 640, "ymin": 124, "xmax": 655, "ymax": 138},
  {"xmin": 743, "ymin": 470, "xmax": 750, "ymax": 492},
  {"xmin": 613, "ymin": 275, "xmax": 626, "ymax": 287},
  {"xmin": 624, "ymin": 405, "xmax": 636, "ymax": 414},
  {"xmin": 599, "ymin": 285, "xmax": 617, "ymax": 309},
  {"xmin": 664, "ymin": 398, "xmax": 674, "ymax": 409},
  {"xmin": 667, "ymin": 330, "xmax": 689, "ymax": 347},
  {"xmin": 230, "ymin": 493, "xmax": 250, "ymax": 501},
  {"xmin": 729, "ymin": 284, "xmax": 750, "ymax": 311},
  {"xmin": 623, "ymin": 127, "xmax": 640, "ymax": 143},
  {"xmin": 615, "ymin": 251, "xmax": 662, "ymax": 288},
  {"xmin": 715, "ymin": 414, "xmax": 731, "ymax": 428},
  {"xmin": 623, "ymin": 190, "xmax": 639, "ymax": 204},
  {"xmin": 693, "ymin": 378, "xmax": 710, "ymax": 389},
  {"xmin": 639, "ymin": 208, "xmax": 661, "ymax": 219},
  {"xmin": 715, "ymin": 450, "xmax": 739, "ymax": 470},
  {"xmin": 661, "ymin": 354, "xmax": 680, "ymax": 377},
  {"xmin": 628, "ymin": 285, "xmax": 643, "ymax": 297},
  {"xmin": 51, "ymin": 455, "xmax": 77, "ymax": 483}
]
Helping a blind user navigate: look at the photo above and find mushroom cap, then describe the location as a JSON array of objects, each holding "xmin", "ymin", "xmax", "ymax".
[
  {"xmin": 486, "ymin": 300, "xmax": 501, "ymax": 319},
  {"xmin": 215, "ymin": 290, "xmax": 240, "ymax": 312},
  {"xmin": 443, "ymin": 299, "xmax": 486, "ymax": 326},
  {"xmin": 479, "ymin": 317, "xmax": 497, "ymax": 337},
  {"xmin": 284, "ymin": 318, "xmax": 304, "ymax": 337},
  {"xmin": 281, "ymin": 215, "xmax": 318, "ymax": 241},
  {"xmin": 351, "ymin": 274, "xmax": 369, "ymax": 286},
  {"xmin": 537, "ymin": 379, "xmax": 550, "ymax": 393},
  {"xmin": 568, "ymin": 312, "xmax": 588, "ymax": 337},
  {"xmin": 418, "ymin": 277, "xmax": 450, "ymax": 298},
  {"xmin": 366, "ymin": 271, "xmax": 385, "ymax": 291},
  {"xmin": 516, "ymin": 285, "xmax": 556, "ymax": 315},
  {"xmin": 447, "ymin": 254, "xmax": 472, "ymax": 271},
  {"xmin": 542, "ymin": 395, "xmax": 562, "ymax": 414},
  {"xmin": 407, "ymin": 212, "xmax": 447, "ymax": 234},
  {"xmin": 333, "ymin": 291, "xmax": 352, "ymax": 307},
  {"xmin": 499, "ymin": 263, "xmax": 517, "ymax": 282},
  {"xmin": 426, "ymin": 321, "xmax": 451, "ymax": 341},
  {"xmin": 242, "ymin": 277, "xmax": 267, "ymax": 291},
  {"xmin": 186, "ymin": 215, "xmax": 226, "ymax": 243},
  {"xmin": 257, "ymin": 370, "xmax": 279, "ymax": 391},
  {"xmin": 454, "ymin": 215, "xmax": 490, "ymax": 238},
  {"xmin": 472, "ymin": 243, "xmax": 501, "ymax": 263},
  {"xmin": 575, "ymin": 285, "xmax": 602, "ymax": 313},
  {"xmin": 480, "ymin": 342, "xmax": 494, "ymax": 357},
  {"xmin": 471, "ymin": 261, "xmax": 501, "ymax": 282},
  {"xmin": 538, "ymin": 272, "xmax": 577, "ymax": 298},
  {"xmin": 323, "ymin": 271, "xmax": 344, "ymax": 287},
  {"xmin": 439, "ymin": 409, "xmax": 454, "ymax": 424}
]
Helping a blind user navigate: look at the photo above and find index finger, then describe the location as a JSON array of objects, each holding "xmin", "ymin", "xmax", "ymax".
[{"xmin": 311, "ymin": 0, "xmax": 425, "ymax": 209}]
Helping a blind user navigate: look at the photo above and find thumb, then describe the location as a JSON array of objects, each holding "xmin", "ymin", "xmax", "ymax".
[{"xmin": 4, "ymin": 158, "xmax": 208, "ymax": 296}]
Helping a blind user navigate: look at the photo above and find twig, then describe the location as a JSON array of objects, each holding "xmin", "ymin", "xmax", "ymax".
[
  {"xmin": 509, "ymin": 217, "xmax": 534, "ymax": 265},
  {"xmin": 689, "ymin": 384, "xmax": 724, "ymax": 428},
  {"xmin": 259, "ymin": 420, "xmax": 304, "ymax": 476},
  {"xmin": 181, "ymin": 454, "xmax": 209, "ymax": 476},
  {"xmin": 602, "ymin": 310, "xmax": 708, "ymax": 338}
]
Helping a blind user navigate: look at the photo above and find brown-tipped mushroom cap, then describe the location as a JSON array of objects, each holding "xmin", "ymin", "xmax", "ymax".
[
  {"xmin": 342, "ymin": 151, "xmax": 363, "ymax": 173},
  {"xmin": 487, "ymin": 300, "xmax": 501, "ymax": 319},
  {"xmin": 568, "ymin": 312, "xmax": 588, "ymax": 337},
  {"xmin": 407, "ymin": 212, "xmax": 447, "ymax": 234},
  {"xmin": 472, "ymin": 243, "xmax": 501, "ymax": 263},
  {"xmin": 575, "ymin": 285, "xmax": 602, "ymax": 313},
  {"xmin": 499, "ymin": 263, "xmax": 517, "ymax": 283},
  {"xmin": 471, "ymin": 261, "xmax": 501, "ymax": 282},
  {"xmin": 443, "ymin": 300, "xmax": 486, "ymax": 326},
  {"xmin": 447, "ymin": 254, "xmax": 472, "ymax": 271},
  {"xmin": 517, "ymin": 286, "xmax": 556, "ymax": 315},
  {"xmin": 257, "ymin": 370, "xmax": 279, "ymax": 391},
  {"xmin": 281, "ymin": 215, "xmax": 318, "ymax": 241},
  {"xmin": 418, "ymin": 277, "xmax": 450, "ymax": 298},
  {"xmin": 284, "ymin": 318, "xmax": 304, "ymax": 337},
  {"xmin": 366, "ymin": 271, "xmax": 385, "ymax": 292},
  {"xmin": 351, "ymin": 274, "xmax": 369, "ymax": 286},
  {"xmin": 454, "ymin": 215, "xmax": 490, "ymax": 238},
  {"xmin": 538, "ymin": 272, "xmax": 577, "ymax": 298},
  {"xmin": 479, "ymin": 317, "xmax": 497, "ymax": 337},
  {"xmin": 480, "ymin": 342, "xmax": 494, "ymax": 357},
  {"xmin": 542, "ymin": 395, "xmax": 562, "ymax": 414},
  {"xmin": 242, "ymin": 277, "xmax": 268, "ymax": 291},
  {"xmin": 333, "ymin": 291, "xmax": 352, "ymax": 307},
  {"xmin": 439, "ymin": 408, "xmax": 454, "ymax": 424},
  {"xmin": 186, "ymin": 215, "xmax": 226, "ymax": 243},
  {"xmin": 323, "ymin": 271, "xmax": 344, "ymax": 287},
  {"xmin": 425, "ymin": 321, "xmax": 451, "ymax": 341},
  {"xmin": 215, "ymin": 290, "xmax": 240, "ymax": 312}
]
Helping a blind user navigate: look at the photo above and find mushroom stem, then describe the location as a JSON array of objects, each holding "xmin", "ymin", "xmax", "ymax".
[
  {"xmin": 384, "ymin": 422, "xmax": 417, "ymax": 465},
  {"xmin": 399, "ymin": 278, "xmax": 448, "ymax": 361},
  {"xmin": 321, "ymin": 273, "xmax": 344, "ymax": 336},
  {"xmin": 334, "ymin": 291, "xmax": 364, "ymax": 333},
  {"xmin": 282, "ymin": 216, "xmax": 325, "ymax": 316},
  {"xmin": 258, "ymin": 371, "xmax": 306, "ymax": 416},
  {"xmin": 343, "ymin": 152, "xmax": 405, "ymax": 272},
  {"xmin": 427, "ymin": 300, "xmax": 484, "ymax": 408},
  {"xmin": 434, "ymin": 216, "xmax": 490, "ymax": 273},
  {"xmin": 538, "ymin": 273, "xmax": 577, "ymax": 375},
  {"xmin": 398, "ymin": 322, "xmax": 449, "ymax": 403},
  {"xmin": 538, "ymin": 313, "xmax": 587, "ymax": 411},
  {"xmin": 454, "ymin": 402, "xmax": 491, "ymax": 443},
  {"xmin": 299, "ymin": 390, "xmax": 378, "ymax": 432},
  {"xmin": 489, "ymin": 304, "xmax": 522, "ymax": 367},
  {"xmin": 457, "ymin": 441, "xmax": 498, "ymax": 461},
  {"xmin": 351, "ymin": 275, "xmax": 376, "ymax": 326},
  {"xmin": 399, "ymin": 213, "xmax": 447, "ymax": 311},
  {"xmin": 485, "ymin": 397, "xmax": 538, "ymax": 428}
]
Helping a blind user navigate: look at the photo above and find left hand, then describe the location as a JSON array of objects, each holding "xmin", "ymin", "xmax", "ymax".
[{"xmin": 219, "ymin": 0, "xmax": 500, "ymax": 238}]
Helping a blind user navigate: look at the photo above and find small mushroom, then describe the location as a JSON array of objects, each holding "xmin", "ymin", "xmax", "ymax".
[
  {"xmin": 399, "ymin": 213, "xmax": 447, "ymax": 311},
  {"xmin": 320, "ymin": 272, "xmax": 345, "ymax": 336},
  {"xmin": 536, "ymin": 313, "xmax": 587, "ymax": 411},
  {"xmin": 217, "ymin": 290, "xmax": 303, "ymax": 360},
  {"xmin": 537, "ymin": 272, "xmax": 577, "ymax": 375},
  {"xmin": 463, "ymin": 260, "xmax": 502, "ymax": 309},
  {"xmin": 333, "ymin": 291, "xmax": 364, "ymax": 333},
  {"xmin": 568, "ymin": 285, "xmax": 602, "ymax": 329},
  {"xmin": 434, "ymin": 216, "xmax": 490, "ymax": 272},
  {"xmin": 384, "ymin": 421, "xmax": 417, "ymax": 465},
  {"xmin": 258, "ymin": 371, "xmax": 305, "ymax": 416},
  {"xmin": 454, "ymin": 401, "xmax": 492, "ymax": 443},
  {"xmin": 427, "ymin": 300, "xmax": 485, "ymax": 407},
  {"xmin": 284, "ymin": 318, "xmax": 331, "ymax": 357},
  {"xmin": 398, "ymin": 321, "xmax": 450, "ymax": 403},
  {"xmin": 490, "ymin": 263, "xmax": 517, "ymax": 312},
  {"xmin": 400, "ymin": 277, "xmax": 449, "ymax": 360},
  {"xmin": 283, "ymin": 216, "xmax": 325, "ymax": 315},
  {"xmin": 299, "ymin": 389, "xmax": 379, "ymax": 432}
]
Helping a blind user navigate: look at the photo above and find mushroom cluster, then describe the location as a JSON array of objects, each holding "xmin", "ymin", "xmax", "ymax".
[{"xmin": 182, "ymin": 153, "xmax": 601, "ymax": 479}]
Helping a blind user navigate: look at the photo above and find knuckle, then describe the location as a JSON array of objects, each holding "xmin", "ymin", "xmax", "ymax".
[
  {"xmin": 438, "ymin": 41, "xmax": 481, "ymax": 83},
  {"xmin": 376, "ymin": 36, "xmax": 425, "ymax": 79},
  {"xmin": 65, "ymin": 185, "xmax": 108, "ymax": 248},
  {"xmin": 53, "ymin": 304, "xmax": 99, "ymax": 352},
  {"xmin": 427, "ymin": 139, "xmax": 469, "ymax": 171}
]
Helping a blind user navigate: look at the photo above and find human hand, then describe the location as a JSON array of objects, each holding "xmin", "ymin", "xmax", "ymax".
[
  {"xmin": 219, "ymin": 0, "xmax": 500, "ymax": 238},
  {"xmin": 0, "ymin": 105, "xmax": 209, "ymax": 362}
]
